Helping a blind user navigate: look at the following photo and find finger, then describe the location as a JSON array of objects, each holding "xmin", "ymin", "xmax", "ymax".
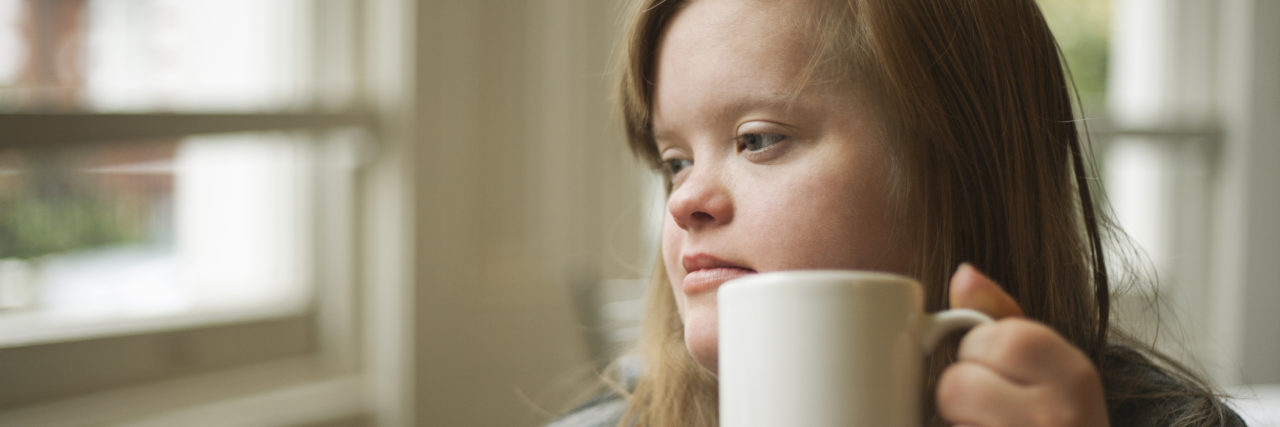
[
  {"xmin": 948, "ymin": 263, "xmax": 1024, "ymax": 319},
  {"xmin": 936, "ymin": 361, "xmax": 1035, "ymax": 426},
  {"xmin": 958, "ymin": 319, "xmax": 1093, "ymax": 385}
]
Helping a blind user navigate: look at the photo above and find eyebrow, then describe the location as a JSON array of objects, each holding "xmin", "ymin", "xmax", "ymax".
[
  {"xmin": 652, "ymin": 90, "xmax": 812, "ymax": 140},
  {"xmin": 717, "ymin": 90, "xmax": 808, "ymax": 118}
]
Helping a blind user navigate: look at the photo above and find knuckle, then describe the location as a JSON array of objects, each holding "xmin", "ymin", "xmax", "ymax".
[
  {"xmin": 1029, "ymin": 401, "xmax": 1081, "ymax": 427},
  {"xmin": 1065, "ymin": 360, "xmax": 1102, "ymax": 388},
  {"xmin": 988, "ymin": 320, "xmax": 1059, "ymax": 363},
  {"xmin": 935, "ymin": 363, "xmax": 982, "ymax": 409},
  {"xmin": 1028, "ymin": 385, "xmax": 1092, "ymax": 427},
  {"xmin": 935, "ymin": 365, "xmax": 967, "ymax": 408}
]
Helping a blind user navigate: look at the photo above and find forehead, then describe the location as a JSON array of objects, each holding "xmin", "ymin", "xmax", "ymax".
[{"xmin": 651, "ymin": 0, "xmax": 822, "ymax": 133}]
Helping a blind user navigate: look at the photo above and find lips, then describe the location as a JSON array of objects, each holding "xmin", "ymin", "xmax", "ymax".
[{"xmin": 681, "ymin": 253, "xmax": 755, "ymax": 295}]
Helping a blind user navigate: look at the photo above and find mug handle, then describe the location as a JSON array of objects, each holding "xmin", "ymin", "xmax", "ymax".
[{"xmin": 920, "ymin": 309, "xmax": 993, "ymax": 352}]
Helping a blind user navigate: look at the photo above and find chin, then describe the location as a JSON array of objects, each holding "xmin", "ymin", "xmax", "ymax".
[{"xmin": 682, "ymin": 309, "xmax": 720, "ymax": 373}]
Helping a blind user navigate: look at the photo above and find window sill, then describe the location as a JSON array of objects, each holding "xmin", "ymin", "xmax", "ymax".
[
  {"xmin": 125, "ymin": 375, "xmax": 365, "ymax": 427},
  {"xmin": 0, "ymin": 356, "xmax": 364, "ymax": 427},
  {"xmin": 0, "ymin": 297, "xmax": 308, "ymax": 349}
]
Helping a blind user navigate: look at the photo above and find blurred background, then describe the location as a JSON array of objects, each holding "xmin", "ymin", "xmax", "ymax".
[{"xmin": 0, "ymin": 0, "xmax": 1275, "ymax": 425}]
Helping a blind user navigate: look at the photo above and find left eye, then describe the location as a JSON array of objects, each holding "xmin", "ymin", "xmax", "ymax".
[{"xmin": 738, "ymin": 133, "xmax": 786, "ymax": 152}]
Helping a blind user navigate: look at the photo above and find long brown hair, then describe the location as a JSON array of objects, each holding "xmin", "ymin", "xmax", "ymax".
[{"xmin": 610, "ymin": 0, "xmax": 1232, "ymax": 426}]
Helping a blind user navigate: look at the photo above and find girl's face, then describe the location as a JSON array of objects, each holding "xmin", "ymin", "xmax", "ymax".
[{"xmin": 654, "ymin": 0, "xmax": 909, "ymax": 372}]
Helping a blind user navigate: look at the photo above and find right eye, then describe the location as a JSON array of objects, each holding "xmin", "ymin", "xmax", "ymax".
[{"xmin": 664, "ymin": 158, "xmax": 693, "ymax": 176}]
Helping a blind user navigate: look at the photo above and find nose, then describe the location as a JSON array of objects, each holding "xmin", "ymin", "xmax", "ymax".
[{"xmin": 667, "ymin": 167, "xmax": 733, "ymax": 230}]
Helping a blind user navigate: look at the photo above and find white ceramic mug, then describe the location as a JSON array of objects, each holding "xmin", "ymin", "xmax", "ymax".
[{"xmin": 718, "ymin": 270, "xmax": 992, "ymax": 427}]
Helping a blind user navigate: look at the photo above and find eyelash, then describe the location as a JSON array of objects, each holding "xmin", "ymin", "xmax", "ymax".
[
  {"xmin": 736, "ymin": 133, "xmax": 787, "ymax": 153},
  {"xmin": 659, "ymin": 132, "xmax": 788, "ymax": 180},
  {"xmin": 664, "ymin": 158, "xmax": 692, "ymax": 176}
]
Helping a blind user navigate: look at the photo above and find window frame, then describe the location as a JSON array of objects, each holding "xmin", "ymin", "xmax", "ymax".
[{"xmin": 0, "ymin": 0, "xmax": 414, "ymax": 423}]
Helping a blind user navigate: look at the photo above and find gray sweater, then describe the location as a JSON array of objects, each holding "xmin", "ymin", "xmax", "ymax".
[
  {"xmin": 548, "ymin": 392, "xmax": 629, "ymax": 427},
  {"xmin": 550, "ymin": 348, "xmax": 1247, "ymax": 426}
]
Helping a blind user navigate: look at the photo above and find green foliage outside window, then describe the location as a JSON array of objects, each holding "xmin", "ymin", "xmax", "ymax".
[
  {"xmin": 1038, "ymin": 0, "xmax": 1112, "ymax": 110},
  {"xmin": 0, "ymin": 194, "xmax": 144, "ymax": 260},
  {"xmin": 0, "ymin": 154, "xmax": 146, "ymax": 260}
]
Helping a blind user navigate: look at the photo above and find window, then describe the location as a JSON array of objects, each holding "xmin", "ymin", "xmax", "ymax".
[
  {"xmin": 0, "ymin": 133, "xmax": 329, "ymax": 345},
  {"xmin": 0, "ymin": 0, "xmax": 379, "ymax": 424},
  {"xmin": 1043, "ymin": 3, "xmax": 1280, "ymax": 416}
]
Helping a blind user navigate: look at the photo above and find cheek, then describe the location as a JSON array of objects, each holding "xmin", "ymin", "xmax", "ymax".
[
  {"xmin": 661, "ymin": 212, "xmax": 688, "ymax": 315},
  {"xmin": 746, "ymin": 153, "xmax": 906, "ymax": 272}
]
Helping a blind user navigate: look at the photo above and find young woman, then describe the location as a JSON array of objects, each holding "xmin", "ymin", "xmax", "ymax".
[{"xmin": 553, "ymin": 0, "xmax": 1244, "ymax": 425}]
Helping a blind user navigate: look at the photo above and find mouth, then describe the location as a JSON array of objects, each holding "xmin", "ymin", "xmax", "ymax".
[{"xmin": 680, "ymin": 253, "xmax": 756, "ymax": 295}]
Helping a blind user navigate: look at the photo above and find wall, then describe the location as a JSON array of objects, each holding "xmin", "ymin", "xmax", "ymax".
[{"xmin": 410, "ymin": 1, "xmax": 651, "ymax": 425}]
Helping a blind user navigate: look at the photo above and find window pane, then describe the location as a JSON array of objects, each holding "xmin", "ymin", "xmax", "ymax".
[
  {"xmin": 0, "ymin": 0, "xmax": 331, "ymax": 112},
  {"xmin": 1102, "ymin": 138, "xmax": 1171, "ymax": 272},
  {"xmin": 1037, "ymin": 0, "xmax": 1112, "ymax": 109},
  {"xmin": 0, "ymin": 133, "xmax": 326, "ymax": 345}
]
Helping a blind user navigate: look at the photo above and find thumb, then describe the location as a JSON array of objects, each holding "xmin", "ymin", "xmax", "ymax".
[{"xmin": 948, "ymin": 263, "xmax": 1024, "ymax": 319}]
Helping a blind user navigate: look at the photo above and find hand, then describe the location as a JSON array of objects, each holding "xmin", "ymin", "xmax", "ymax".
[{"xmin": 936, "ymin": 264, "xmax": 1109, "ymax": 427}]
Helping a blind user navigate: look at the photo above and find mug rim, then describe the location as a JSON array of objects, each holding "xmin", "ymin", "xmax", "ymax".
[{"xmin": 720, "ymin": 269, "xmax": 921, "ymax": 292}]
